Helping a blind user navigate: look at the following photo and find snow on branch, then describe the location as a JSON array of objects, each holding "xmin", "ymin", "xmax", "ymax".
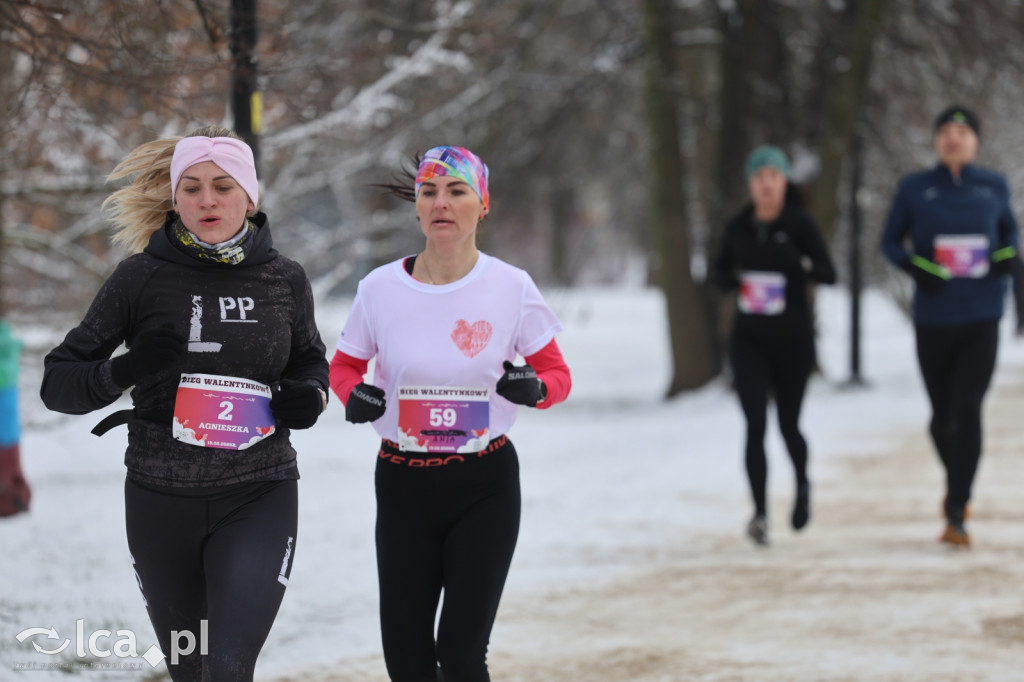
[
  {"xmin": 0, "ymin": 174, "xmax": 108, "ymax": 198},
  {"xmin": 265, "ymin": 8, "xmax": 473, "ymax": 152}
]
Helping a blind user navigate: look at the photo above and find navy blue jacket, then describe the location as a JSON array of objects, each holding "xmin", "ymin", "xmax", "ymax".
[{"xmin": 881, "ymin": 163, "xmax": 1019, "ymax": 325}]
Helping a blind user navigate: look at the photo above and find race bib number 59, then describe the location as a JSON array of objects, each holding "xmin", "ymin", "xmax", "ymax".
[
  {"xmin": 397, "ymin": 386, "xmax": 490, "ymax": 453},
  {"xmin": 173, "ymin": 373, "xmax": 276, "ymax": 450}
]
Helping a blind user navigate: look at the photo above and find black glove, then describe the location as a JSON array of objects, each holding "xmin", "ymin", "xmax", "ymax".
[
  {"xmin": 109, "ymin": 325, "xmax": 187, "ymax": 389},
  {"xmin": 345, "ymin": 383, "xmax": 386, "ymax": 423},
  {"xmin": 902, "ymin": 255, "xmax": 950, "ymax": 295},
  {"xmin": 270, "ymin": 379, "xmax": 325, "ymax": 430},
  {"xmin": 990, "ymin": 246, "xmax": 1018, "ymax": 276},
  {"xmin": 496, "ymin": 360, "xmax": 546, "ymax": 407}
]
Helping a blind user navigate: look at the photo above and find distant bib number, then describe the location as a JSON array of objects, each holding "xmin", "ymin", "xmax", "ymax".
[
  {"xmin": 739, "ymin": 271, "xmax": 786, "ymax": 316},
  {"xmin": 173, "ymin": 373, "xmax": 276, "ymax": 450},
  {"xmin": 397, "ymin": 386, "xmax": 490, "ymax": 453},
  {"xmin": 934, "ymin": 235, "xmax": 989, "ymax": 278}
]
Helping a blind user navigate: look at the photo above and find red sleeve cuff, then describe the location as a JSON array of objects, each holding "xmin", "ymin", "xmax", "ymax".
[
  {"xmin": 524, "ymin": 338, "xmax": 571, "ymax": 409},
  {"xmin": 329, "ymin": 350, "xmax": 369, "ymax": 406}
]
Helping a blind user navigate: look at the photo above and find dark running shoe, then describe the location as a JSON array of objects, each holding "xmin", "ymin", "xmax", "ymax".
[
  {"xmin": 747, "ymin": 515, "xmax": 769, "ymax": 546},
  {"xmin": 792, "ymin": 482, "xmax": 811, "ymax": 531}
]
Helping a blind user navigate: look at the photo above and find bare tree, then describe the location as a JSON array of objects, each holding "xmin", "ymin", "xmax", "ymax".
[
  {"xmin": 643, "ymin": 0, "xmax": 718, "ymax": 395},
  {"xmin": 0, "ymin": 1, "xmax": 231, "ymax": 310},
  {"xmin": 810, "ymin": 0, "xmax": 887, "ymax": 240},
  {"xmin": 8, "ymin": 0, "xmax": 1024, "ymax": 340}
]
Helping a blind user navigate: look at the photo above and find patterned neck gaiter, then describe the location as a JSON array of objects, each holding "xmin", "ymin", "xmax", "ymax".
[{"xmin": 172, "ymin": 218, "xmax": 257, "ymax": 265}]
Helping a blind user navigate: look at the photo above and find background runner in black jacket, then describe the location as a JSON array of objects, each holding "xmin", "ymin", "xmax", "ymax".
[
  {"xmin": 712, "ymin": 145, "xmax": 837, "ymax": 547},
  {"xmin": 40, "ymin": 127, "xmax": 328, "ymax": 682}
]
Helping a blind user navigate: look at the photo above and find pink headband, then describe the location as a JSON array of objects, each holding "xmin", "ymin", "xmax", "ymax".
[{"xmin": 170, "ymin": 136, "xmax": 259, "ymax": 206}]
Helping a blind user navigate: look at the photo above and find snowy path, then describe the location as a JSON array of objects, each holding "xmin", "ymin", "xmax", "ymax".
[
  {"xmin": 485, "ymin": 382, "xmax": 1024, "ymax": 682},
  {"xmin": 266, "ymin": 289, "xmax": 1024, "ymax": 682},
  {"xmin": 276, "ymin": 375, "xmax": 1024, "ymax": 682}
]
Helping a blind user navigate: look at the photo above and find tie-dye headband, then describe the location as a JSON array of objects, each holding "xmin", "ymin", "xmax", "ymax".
[{"xmin": 414, "ymin": 146, "xmax": 490, "ymax": 212}]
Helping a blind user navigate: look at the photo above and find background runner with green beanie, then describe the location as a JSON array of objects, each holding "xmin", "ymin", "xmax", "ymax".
[{"xmin": 712, "ymin": 144, "xmax": 837, "ymax": 547}]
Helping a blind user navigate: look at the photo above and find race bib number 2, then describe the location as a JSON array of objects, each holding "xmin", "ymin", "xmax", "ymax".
[
  {"xmin": 398, "ymin": 386, "xmax": 490, "ymax": 453},
  {"xmin": 173, "ymin": 373, "xmax": 276, "ymax": 450}
]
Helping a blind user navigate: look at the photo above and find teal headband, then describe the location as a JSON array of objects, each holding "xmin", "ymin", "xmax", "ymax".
[{"xmin": 745, "ymin": 145, "xmax": 790, "ymax": 179}]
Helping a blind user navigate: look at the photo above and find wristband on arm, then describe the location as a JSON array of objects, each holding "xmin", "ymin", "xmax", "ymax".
[
  {"xmin": 992, "ymin": 245, "xmax": 1017, "ymax": 263},
  {"xmin": 991, "ymin": 246, "xmax": 1018, "ymax": 276},
  {"xmin": 908, "ymin": 254, "xmax": 951, "ymax": 280}
]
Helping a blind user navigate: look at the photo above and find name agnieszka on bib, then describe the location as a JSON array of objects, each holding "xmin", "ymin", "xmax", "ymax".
[{"xmin": 173, "ymin": 373, "xmax": 277, "ymax": 450}]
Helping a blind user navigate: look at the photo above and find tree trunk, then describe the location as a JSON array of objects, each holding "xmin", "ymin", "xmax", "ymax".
[
  {"xmin": 642, "ymin": 0, "xmax": 718, "ymax": 397},
  {"xmin": 710, "ymin": 1, "xmax": 756, "ymax": 234},
  {"xmin": 230, "ymin": 0, "xmax": 260, "ymax": 172},
  {"xmin": 550, "ymin": 183, "xmax": 574, "ymax": 287},
  {"xmin": 810, "ymin": 0, "xmax": 886, "ymax": 240}
]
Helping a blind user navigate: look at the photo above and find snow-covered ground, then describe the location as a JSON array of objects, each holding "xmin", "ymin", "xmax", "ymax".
[{"xmin": 2, "ymin": 286, "xmax": 1022, "ymax": 680}]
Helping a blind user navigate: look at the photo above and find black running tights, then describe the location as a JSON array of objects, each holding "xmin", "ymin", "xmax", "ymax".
[
  {"xmin": 915, "ymin": 319, "xmax": 999, "ymax": 516},
  {"xmin": 125, "ymin": 477, "xmax": 297, "ymax": 681},
  {"xmin": 374, "ymin": 438, "xmax": 520, "ymax": 682},
  {"xmin": 729, "ymin": 331, "xmax": 815, "ymax": 517}
]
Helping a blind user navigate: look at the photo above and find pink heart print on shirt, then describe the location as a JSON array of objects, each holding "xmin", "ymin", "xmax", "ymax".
[{"xmin": 451, "ymin": 319, "xmax": 493, "ymax": 358}]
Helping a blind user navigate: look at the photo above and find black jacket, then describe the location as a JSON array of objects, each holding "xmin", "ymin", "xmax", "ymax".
[
  {"xmin": 712, "ymin": 202, "xmax": 836, "ymax": 339},
  {"xmin": 41, "ymin": 213, "xmax": 328, "ymax": 486}
]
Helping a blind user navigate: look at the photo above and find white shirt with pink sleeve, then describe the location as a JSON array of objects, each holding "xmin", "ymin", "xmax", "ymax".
[{"xmin": 336, "ymin": 252, "xmax": 563, "ymax": 449}]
